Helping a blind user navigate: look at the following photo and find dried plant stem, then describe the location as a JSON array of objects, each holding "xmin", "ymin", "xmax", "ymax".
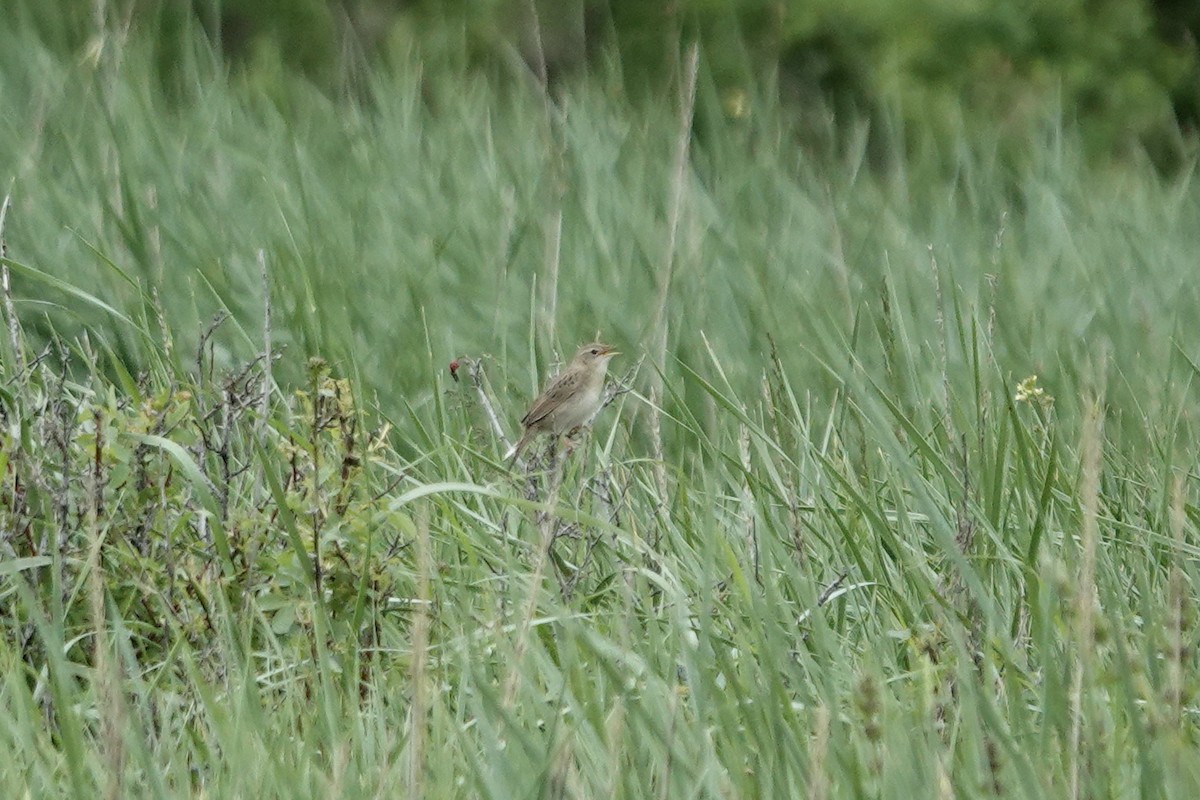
[
  {"xmin": 541, "ymin": 206, "xmax": 562, "ymax": 347},
  {"xmin": 524, "ymin": 0, "xmax": 566, "ymax": 350},
  {"xmin": 647, "ymin": 43, "xmax": 699, "ymax": 508},
  {"xmin": 928, "ymin": 245, "xmax": 950, "ymax": 411},
  {"xmin": 462, "ymin": 357, "xmax": 512, "ymax": 455},
  {"xmin": 652, "ymin": 43, "xmax": 699, "ymax": 371},
  {"xmin": 0, "ymin": 192, "xmax": 24, "ymax": 378},
  {"xmin": 1070, "ymin": 393, "xmax": 1104, "ymax": 800},
  {"xmin": 647, "ymin": 387, "xmax": 669, "ymax": 522}
]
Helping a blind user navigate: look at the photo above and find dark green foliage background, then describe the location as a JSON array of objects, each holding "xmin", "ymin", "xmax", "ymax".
[{"xmin": 6, "ymin": 0, "xmax": 1199, "ymax": 156}]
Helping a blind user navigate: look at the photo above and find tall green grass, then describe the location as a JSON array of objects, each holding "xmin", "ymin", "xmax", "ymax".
[{"xmin": 1, "ymin": 14, "xmax": 1199, "ymax": 799}]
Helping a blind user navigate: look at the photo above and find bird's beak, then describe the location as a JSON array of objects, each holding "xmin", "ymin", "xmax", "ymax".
[{"xmin": 601, "ymin": 346, "xmax": 620, "ymax": 357}]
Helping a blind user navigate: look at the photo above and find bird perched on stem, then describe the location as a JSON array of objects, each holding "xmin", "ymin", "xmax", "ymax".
[{"xmin": 505, "ymin": 342, "xmax": 620, "ymax": 463}]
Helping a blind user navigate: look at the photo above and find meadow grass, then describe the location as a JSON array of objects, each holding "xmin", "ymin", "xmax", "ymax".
[{"xmin": 1, "ymin": 16, "xmax": 1200, "ymax": 799}]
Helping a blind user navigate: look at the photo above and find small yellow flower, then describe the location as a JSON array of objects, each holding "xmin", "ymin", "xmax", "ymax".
[
  {"xmin": 722, "ymin": 88, "xmax": 749, "ymax": 120},
  {"xmin": 1015, "ymin": 375, "xmax": 1053, "ymax": 407}
]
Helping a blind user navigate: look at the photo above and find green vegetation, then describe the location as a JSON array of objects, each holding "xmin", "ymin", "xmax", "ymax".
[
  {"xmin": 12, "ymin": 0, "xmax": 1198, "ymax": 158},
  {"xmin": 2, "ymin": 9, "xmax": 1200, "ymax": 798}
]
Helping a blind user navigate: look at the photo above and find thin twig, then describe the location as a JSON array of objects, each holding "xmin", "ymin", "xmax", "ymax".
[
  {"xmin": 816, "ymin": 572, "xmax": 849, "ymax": 606},
  {"xmin": 196, "ymin": 311, "xmax": 230, "ymax": 387},
  {"xmin": 462, "ymin": 356, "xmax": 511, "ymax": 453}
]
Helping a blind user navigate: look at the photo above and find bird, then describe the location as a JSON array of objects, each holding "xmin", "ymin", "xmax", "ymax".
[{"xmin": 505, "ymin": 342, "xmax": 620, "ymax": 463}]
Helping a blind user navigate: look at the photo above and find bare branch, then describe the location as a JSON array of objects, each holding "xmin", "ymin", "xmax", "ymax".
[{"xmin": 461, "ymin": 356, "xmax": 511, "ymax": 453}]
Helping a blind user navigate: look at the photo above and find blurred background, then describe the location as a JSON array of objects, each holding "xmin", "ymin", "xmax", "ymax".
[
  {"xmin": 2, "ymin": 0, "xmax": 1199, "ymax": 443},
  {"xmin": 8, "ymin": 0, "xmax": 1199, "ymax": 163}
]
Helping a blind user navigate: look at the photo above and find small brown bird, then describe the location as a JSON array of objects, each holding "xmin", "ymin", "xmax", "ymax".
[{"xmin": 505, "ymin": 342, "xmax": 620, "ymax": 463}]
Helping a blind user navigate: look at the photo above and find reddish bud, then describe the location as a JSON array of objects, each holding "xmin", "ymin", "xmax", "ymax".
[{"xmin": 449, "ymin": 359, "xmax": 460, "ymax": 381}]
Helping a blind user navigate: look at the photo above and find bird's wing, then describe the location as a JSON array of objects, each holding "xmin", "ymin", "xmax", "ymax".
[{"xmin": 520, "ymin": 369, "xmax": 580, "ymax": 427}]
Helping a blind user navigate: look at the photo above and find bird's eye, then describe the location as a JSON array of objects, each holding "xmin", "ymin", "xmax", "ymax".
[{"xmin": 590, "ymin": 348, "xmax": 599, "ymax": 355}]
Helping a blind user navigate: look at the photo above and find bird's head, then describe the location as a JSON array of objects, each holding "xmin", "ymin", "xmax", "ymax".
[{"xmin": 573, "ymin": 342, "xmax": 619, "ymax": 363}]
